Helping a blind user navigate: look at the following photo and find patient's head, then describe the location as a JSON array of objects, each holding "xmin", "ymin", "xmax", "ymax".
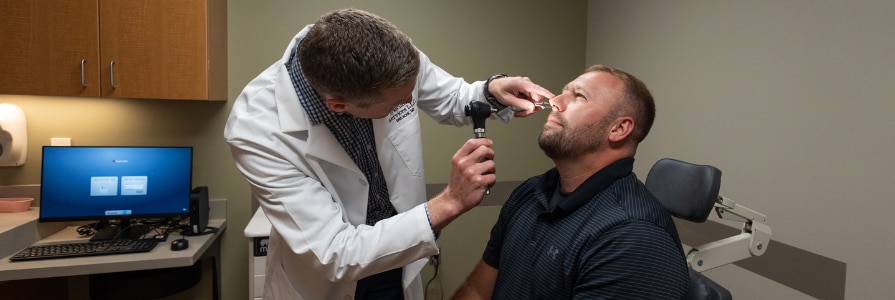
[{"xmin": 539, "ymin": 65, "xmax": 655, "ymax": 160}]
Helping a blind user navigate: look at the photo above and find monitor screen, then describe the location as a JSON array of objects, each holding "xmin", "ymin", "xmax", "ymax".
[{"xmin": 39, "ymin": 146, "xmax": 193, "ymax": 223}]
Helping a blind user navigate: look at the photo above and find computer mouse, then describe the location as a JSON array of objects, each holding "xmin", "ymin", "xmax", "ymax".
[{"xmin": 171, "ymin": 238, "xmax": 189, "ymax": 251}]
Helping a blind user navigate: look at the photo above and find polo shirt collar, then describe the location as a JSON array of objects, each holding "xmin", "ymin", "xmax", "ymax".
[{"xmin": 540, "ymin": 157, "xmax": 635, "ymax": 217}]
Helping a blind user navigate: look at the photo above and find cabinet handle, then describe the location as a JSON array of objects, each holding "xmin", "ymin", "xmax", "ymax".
[
  {"xmin": 80, "ymin": 59, "xmax": 87, "ymax": 88},
  {"xmin": 109, "ymin": 61, "xmax": 116, "ymax": 89}
]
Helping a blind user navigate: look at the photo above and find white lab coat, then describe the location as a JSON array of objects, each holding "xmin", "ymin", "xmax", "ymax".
[{"xmin": 225, "ymin": 25, "xmax": 503, "ymax": 299}]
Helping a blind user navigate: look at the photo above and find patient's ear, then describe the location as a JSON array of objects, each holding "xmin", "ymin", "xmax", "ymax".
[
  {"xmin": 325, "ymin": 98, "xmax": 348, "ymax": 113},
  {"xmin": 608, "ymin": 117, "xmax": 634, "ymax": 142}
]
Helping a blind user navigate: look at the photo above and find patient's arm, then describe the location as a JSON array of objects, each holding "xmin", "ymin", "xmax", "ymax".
[{"xmin": 451, "ymin": 259, "xmax": 498, "ymax": 300}]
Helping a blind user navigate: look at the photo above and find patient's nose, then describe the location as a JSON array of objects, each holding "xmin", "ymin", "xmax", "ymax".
[{"xmin": 550, "ymin": 95, "xmax": 567, "ymax": 112}]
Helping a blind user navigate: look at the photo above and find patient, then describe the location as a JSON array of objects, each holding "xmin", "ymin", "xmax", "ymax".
[{"xmin": 452, "ymin": 65, "xmax": 689, "ymax": 299}]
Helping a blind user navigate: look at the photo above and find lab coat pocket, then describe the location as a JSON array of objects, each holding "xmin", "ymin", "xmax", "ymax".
[
  {"xmin": 266, "ymin": 261, "xmax": 305, "ymax": 300},
  {"xmin": 387, "ymin": 114, "xmax": 424, "ymax": 177}
]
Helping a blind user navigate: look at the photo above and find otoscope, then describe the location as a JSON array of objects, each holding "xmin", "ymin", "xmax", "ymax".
[{"xmin": 464, "ymin": 101, "xmax": 496, "ymax": 195}]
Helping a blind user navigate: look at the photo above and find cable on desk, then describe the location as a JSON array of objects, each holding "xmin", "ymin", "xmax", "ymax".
[{"xmin": 74, "ymin": 217, "xmax": 187, "ymax": 240}]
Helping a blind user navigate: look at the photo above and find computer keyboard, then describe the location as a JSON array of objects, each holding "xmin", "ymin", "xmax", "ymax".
[{"xmin": 9, "ymin": 239, "xmax": 160, "ymax": 262}]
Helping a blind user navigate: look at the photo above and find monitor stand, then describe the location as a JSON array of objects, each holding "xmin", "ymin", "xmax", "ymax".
[{"xmin": 89, "ymin": 219, "xmax": 151, "ymax": 241}]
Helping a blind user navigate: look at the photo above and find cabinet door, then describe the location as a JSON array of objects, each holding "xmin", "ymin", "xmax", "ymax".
[
  {"xmin": 0, "ymin": 0, "xmax": 101, "ymax": 97},
  {"xmin": 99, "ymin": 0, "xmax": 225, "ymax": 100}
]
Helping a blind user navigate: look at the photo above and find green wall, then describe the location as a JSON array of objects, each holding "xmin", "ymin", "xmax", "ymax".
[{"xmin": 0, "ymin": 1, "xmax": 586, "ymax": 298}]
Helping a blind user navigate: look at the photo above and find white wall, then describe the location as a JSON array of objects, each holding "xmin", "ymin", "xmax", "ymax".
[{"xmin": 587, "ymin": 1, "xmax": 895, "ymax": 299}]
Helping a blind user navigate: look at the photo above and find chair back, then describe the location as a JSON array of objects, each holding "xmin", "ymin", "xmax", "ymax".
[
  {"xmin": 645, "ymin": 158, "xmax": 721, "ymax": 223},
  {"xmin": 645, "ymin": 158, "xmax": 732, "ymax": 300}
]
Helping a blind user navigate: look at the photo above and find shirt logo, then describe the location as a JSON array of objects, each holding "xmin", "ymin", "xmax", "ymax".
[{"xmin": 547, "ymin": 246, "xmax": 560, "ymax": 260}]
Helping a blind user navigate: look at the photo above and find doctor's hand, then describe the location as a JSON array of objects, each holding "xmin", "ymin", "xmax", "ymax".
[
  {"xmin": 488, "ymin": 76, "xmax": 555, "ymax": 117},
  {"xmin": 426, "ymin": 138, "xmax": 496, "ymax": 233}
]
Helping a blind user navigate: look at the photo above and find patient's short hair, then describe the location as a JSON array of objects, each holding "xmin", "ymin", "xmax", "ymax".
[{"xmin": 585, "ymin": 65, "xmax": 655, "ymax": 143}]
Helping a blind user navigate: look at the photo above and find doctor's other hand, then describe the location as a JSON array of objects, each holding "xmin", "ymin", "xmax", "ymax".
[
  {"xmin": 489, "ymin": 76, "xmax": 555, "ymax": 117},
  {"xmin": 426, "ymin": 138, "xmax": 496, "ymax": 232}
]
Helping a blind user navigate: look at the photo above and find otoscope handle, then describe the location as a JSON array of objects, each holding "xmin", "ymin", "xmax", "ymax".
[{"xmin": 464, "ymin": 101, "xmax": 495, "ymax": 195}]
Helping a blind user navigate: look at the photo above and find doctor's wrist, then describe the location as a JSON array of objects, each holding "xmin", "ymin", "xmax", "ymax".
[
  {"xmin": 425, "ymin": 193, "xmax": 463, "ymax": 233},
  {"xmin": 483, "ymin": 73, "xmax": 508, "ymax": 111},
  {"xmin": 423, "ymin": 203, "xmax": 440, "ymax": 240}
]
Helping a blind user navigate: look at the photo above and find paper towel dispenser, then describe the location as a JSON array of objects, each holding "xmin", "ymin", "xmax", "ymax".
[{"xmin": 0, "ymin": 103, "xmax": 27, "ymax": 167}]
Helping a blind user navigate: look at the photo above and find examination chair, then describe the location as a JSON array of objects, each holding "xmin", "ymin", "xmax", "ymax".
[{"xmin": 645, "ymin": 158, "xmax": 772, "ymax": 300}]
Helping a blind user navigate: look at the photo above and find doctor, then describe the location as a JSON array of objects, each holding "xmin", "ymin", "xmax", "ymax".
[{"xmin": 225, "ymin": 8, "xmax": 553, "ymax": 300}]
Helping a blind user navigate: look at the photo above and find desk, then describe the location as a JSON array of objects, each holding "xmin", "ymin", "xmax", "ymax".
[
  {"xmin": 0, "ymin": 200, "xmax": 227, "ymax": 298},
  {"xmin": 0, "ymin": 219, "xmax": 226, "ymax": 281}
]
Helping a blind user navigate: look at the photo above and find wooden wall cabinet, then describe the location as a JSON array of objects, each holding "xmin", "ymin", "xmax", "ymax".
[{"xmin": 0, "ymin": 0, "xmax": 227, "ymax": 101}]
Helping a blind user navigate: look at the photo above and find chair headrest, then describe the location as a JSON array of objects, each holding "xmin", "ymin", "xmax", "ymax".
[{"xmin": 645, "ymin": 158, "xmax": 721, "ymax": 223}]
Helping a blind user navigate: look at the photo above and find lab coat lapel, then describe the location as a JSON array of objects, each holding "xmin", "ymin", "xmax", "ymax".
[
  {"xmin": 306, "ymin": 126, "xmax": 363, "ymax": 176},
  {"xmin": 372, "ymin": 118, "xmax": 389, "ymax": 162},
  {"xmin": 273, "ymin": 63, "xmax": 361, "ymax": 176}
]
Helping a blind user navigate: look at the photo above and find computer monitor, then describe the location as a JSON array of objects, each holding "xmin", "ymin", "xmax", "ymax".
[{"xmin": 39, "ymin": 146, "xmax": 193, "ymax": 241}]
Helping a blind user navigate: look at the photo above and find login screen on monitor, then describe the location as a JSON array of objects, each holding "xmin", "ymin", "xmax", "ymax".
[{"xmin": 39, "ymin": 146, "xmax": 192, "ymax": 222}]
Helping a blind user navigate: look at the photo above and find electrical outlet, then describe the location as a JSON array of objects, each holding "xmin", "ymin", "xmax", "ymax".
[{"xmin": 50, "ymin": 137, "xmax": 71, "ymax": 146}]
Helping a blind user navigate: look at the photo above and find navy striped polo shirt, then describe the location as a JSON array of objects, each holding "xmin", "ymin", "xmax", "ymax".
[{"xmin": 483, "ymin": 158, "xmax": 690, "ymax": 299}]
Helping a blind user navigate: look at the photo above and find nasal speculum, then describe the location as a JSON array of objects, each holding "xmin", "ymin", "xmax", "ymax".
[{"xmin": 510, "ymin": 97, "xmax": 551, "ymax": 112}]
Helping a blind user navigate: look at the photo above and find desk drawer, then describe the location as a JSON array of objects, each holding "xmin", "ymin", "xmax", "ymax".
[
  {"xmin": 253, "ymin": 256, "xmax": 266, "ymax": 274},
  {"xmin": 253, "ymin": 274, "xmax": 266, "ymax": 298}
]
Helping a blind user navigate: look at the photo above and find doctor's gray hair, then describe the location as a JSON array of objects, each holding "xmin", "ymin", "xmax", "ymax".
[{"xmin": 299, "ymin": 8, "xmax": 420, "ymax": 108}]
